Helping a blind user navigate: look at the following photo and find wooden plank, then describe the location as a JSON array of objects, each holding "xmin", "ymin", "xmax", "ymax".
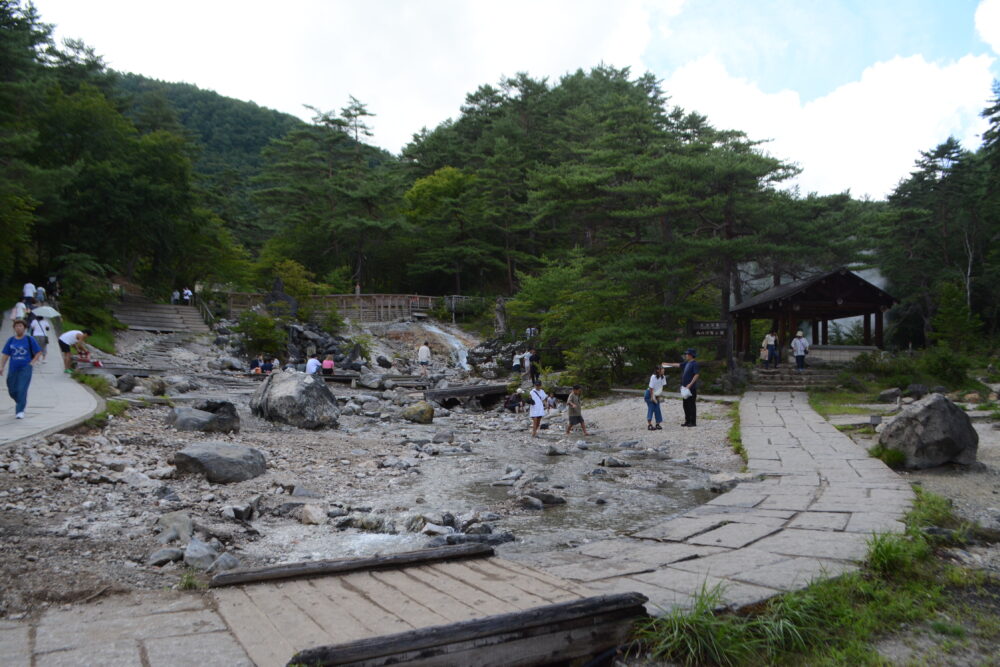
[
  {"xmin": 431, "ymin": 561, "xmax": 552, "ymax": 610},
  {"xmin": 211, "ymin": 543, "xmax": 494, "ymax": 587},
  {"xmin": 337, "ymin": 571, "xmax": 452, "ymax": 628},
  {"xmin": 489, "ymin": 558, "xmax": 596, "ymax": 598},
  {"xmin": 423, "ymin": 384, "xmax": 509, "ymax": 402},
  {"xmin": 211, "ymin": 586, "xmax": 293, "ymax": 667},
  {"xmin": 275, "ymin": 579, "xmax": 371, "ymax": 643},
  {"xmin": 240, "ymin": 582, "xmax": 329, "ymax": 653},
  {"xmin": 469, "ymin": 559, "xmax": 591, "ymax": 602},
  {"xmin": 369, "ymin": 569, "xmax": 483, "ymax": 623},
  {"xmin": 405, "ymin": 565, "xmax": 521, "ymax": 616},
  {"xmin": 289, "ymin": 593, "xmax": 648, "ymax": 666},
  {"xmin": 307, "ymin": 576, "xmax": 415, "ymax": 635}
]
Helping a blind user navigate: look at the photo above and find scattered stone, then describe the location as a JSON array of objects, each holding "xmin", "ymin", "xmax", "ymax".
[
  {"xmin": 530, "ymin": 491, "xmax": 566, "ymax": 505},
  {"xmin": 183, "ymin": 539, "xmax": 218, "ymax": 570},
  {"xmin": 358, "ymin": 372, "xmax": 383, "ymax": 390},
  {"xmin": 877, "ymin": 388, "xmax": 902, "ymax": 403},
  {"xmin": 878, "ymin": 394, "xmax": 979, "ymax": 469},
  {"xmin": 147, "ymin": 548, "xmax": 184, "ymax": 566},
  {"xmin": 963, "ymin": 392, "xmax": 982, "ymax": 404},
  {"xmin": 249, "ymin": 370, "xmax": 340, "ymax": 429},
  {"xmin": 173, "ymin": 442, "xmax": 267, "ymax": 483},
  {"xmin": 709, "ymin": 472, "xmax": 758, "ymax": 493},
  {"xmin": 421, "ymin": 523, "xmax": 454, "ymax": 536},
  {"xmin": 432, "ymin": 430, "xmax": 455, "ymax": 444},
  {"xmin": 599, "ymin": 456, "xmax": 629, "ymax": 467},
  {"xmin": 519, "ymin": 496, "xmax": 544, "ymax": 510},
  {"xmin": 116, "ymin": 374, "xmax": 137, "ymax": 393},
  {"xmin": 401, "ymin": 401, "xmax": 435, "ymax": 424},
  {"xmin": 544, "ymin": 445, "xmax": 566, "ymax": 456},
  {"xmin": 165, "ymin": 406, "xmax": 240, "ymax": 434},
  {"xmin": 292, "ymin": 505, "xmax": 327, "ymax": 525},
  {"xmin": 208, "ymin": 553, "xmax": 240, "ymax": 573},
  {"xmin": 156, "ymin": 511, "xmax": 194, "ymax": 543}
]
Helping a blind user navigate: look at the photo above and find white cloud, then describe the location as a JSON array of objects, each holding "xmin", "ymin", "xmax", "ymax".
[
  {"xmin": 976, "ymin": 0, "xmax": 1000, "ymax": 54},
  {"xmin": 662, "ymin": 53, "xmax": 995, "ymax": 198}
]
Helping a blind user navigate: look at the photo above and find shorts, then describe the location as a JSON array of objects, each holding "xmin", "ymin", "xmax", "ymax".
[
  {"xmin": 512, "ymin": 364, "xmax": 521, "ymax": 372},
  {"xmin": 569, "ymin": 415, "xmax": 585, "ymax": 425},
  {"xmin": 58, "ymin": 339, "xmax": 72, "ymax": 353},
  {"xmin": 321, "ymin": 368, "xmax": 333, "ymax": 376}
]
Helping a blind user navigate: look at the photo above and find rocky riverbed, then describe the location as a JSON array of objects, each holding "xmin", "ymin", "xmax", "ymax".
[{"xmin": 0, "ymin": 326, "xmax": 742, "ymax": 618}]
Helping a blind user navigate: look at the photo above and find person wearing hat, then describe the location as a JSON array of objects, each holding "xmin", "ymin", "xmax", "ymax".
[
  {"xmin": 528, "ymin": 381, "xmax": 548, "ymax": 437},
  {"xmin": 679, "ymin": 348, "xmax": 700, "ymax": 427},
  {"xmin": 791, "ymin": 330, "xmax": 810, "ymax": 372}
]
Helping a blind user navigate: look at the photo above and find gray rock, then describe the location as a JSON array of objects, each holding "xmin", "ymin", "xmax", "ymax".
[
  {"xmin": 877, "ymin": 388, "xmax": 902, "ymax": 403},
  {"xmin": 599, "ymin": 456, "xmax": 629, "ymax": 467},
  {"xmin": 116, "ymin": 374, "xmax": 137, "ymax": 392},
  {"xmin": 432, "ymin": 430, "xmax": 455, "ymax": 444},
  {"xmin": 519, "ymin": 496, "xmax": 544, "ymax": 510},
  {"xmin": 905, "ymin": 383, "xmax": 929, "ymax": 399},
  {"xmin": 878, "ymin": 394, "xmax": 979, "ymax": 469},
  {"xmin": 216, "ymin": 356, "xmax": 244, "ymax": 371},
  {"xmin": 358, "ymin": 372, "xmax": 383, "ymax": 390},
  {"xmin": 173, "ymin": 442, "xmax": 266, "ymax": 483},
  {"xmin": 156, "ymin": 511, "xmax": 193, "ymax": 543},
  {"xmin": 401, "ymin": 402, "xmax": 435, "ymax": 424},
  {"xmin": 293, "ymin": 504, "xmax": 327, "ymax": 525},
  {"xmin": 545, "ymin": 445, "xmax": 566, "ymax": 456},
  {"xmin": 183, "ymin": 539, "xmax": 218, "ymax": 570},
  {"xmin": 530, "ymin": 491, "xmax": 566, "ymax": 505},
  {"xmin": 250, "ymin": 370, "xmax": 340, "ymax": 429},
  {"xmin": 147, "ymin": 548, "xmax": 184, "ymax": 566},
  {"xmin": 165, "ymin": 405, "xmax": 240, "ymax": 434},
  {"xmin": 164, "ymin": 375, "xmax": 200, "ymax": 394},
  {"xmin": 209, "ymin": 553, "xmax": 240, "ymax": 572},
  {"xmin": 376, "ymin": 355, "xmax": 393, "ymax": 369}
]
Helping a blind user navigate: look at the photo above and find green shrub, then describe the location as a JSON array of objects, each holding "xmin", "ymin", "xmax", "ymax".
[
  {"xmin": 917, "ymin": 346, "xmax": 970, "ymax": 386},
  {"xmin": 71, "ymin": 370, "xmax": 115, "ymax": 397},
  {"xmin": 349, "ymin": 334, "xmax": 373, "ymax": 361},
  {"xmin": 320, "ymin": 307, "xmax": 345, "ymax": 334},
  {"xmin": 235, "ymin": 311, "xmax": 287, "ymax": 358},
  {"xmin": 868, "ymin": 444, "xmax": 906, "ymax": 468},
  {"xmin": 866, "ymin": 532, "xmax": 930, "ymax": 578}
]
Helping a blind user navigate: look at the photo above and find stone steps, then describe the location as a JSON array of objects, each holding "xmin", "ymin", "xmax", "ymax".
[{"xmin": 113, "ymin": 296, "xmax": 211, "ymax": 333}]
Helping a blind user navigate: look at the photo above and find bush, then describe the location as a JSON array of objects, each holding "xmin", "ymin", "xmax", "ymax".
[
  {"xmin": 916, "ymin": 345, "xmax": 970, "ymax": 386},
  {"xmin": 320, "ymin": 308, "xmax": 345, "ymax": 335},
  {"xmin": 235, "ymin": 311, "xmax": 287, "ymax": 358}
]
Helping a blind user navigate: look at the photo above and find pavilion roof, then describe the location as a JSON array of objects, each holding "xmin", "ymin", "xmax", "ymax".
[{"xmin": 730, "ymin": 268, "xmax": 896, "ymax": 319}]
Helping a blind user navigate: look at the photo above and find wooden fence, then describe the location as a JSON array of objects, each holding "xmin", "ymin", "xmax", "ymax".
[{"xmin": 224, "ymin": 292, "xmax": 481, "ymax": 323}]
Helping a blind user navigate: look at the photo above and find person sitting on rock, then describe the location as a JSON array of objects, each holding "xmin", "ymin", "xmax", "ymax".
[
  {"xmin": 249, "ymin": 353, "xmax": 264, "ymax": 373},
  {"xmin": 504, "ymin": 392, "xmax": 524, "ymax": 413},
  {"xmin": 305, "ymin": 352, "xmax": 321, "ymax": 375},
  {"xmin": 260, "ymin": 357, "xmax": 274, "ymax": 374},
  {"xmin": 321, "ymin": 354, "xmax": 335, "ymax": 376}
]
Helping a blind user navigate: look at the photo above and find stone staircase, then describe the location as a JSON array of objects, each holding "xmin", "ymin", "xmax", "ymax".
[
  {"xmin": 749, "ymin": 366, "xmax": 840, "ymax": 392},
  {"xmin": 113, "ymin": 295, "xmax": 211, "ymax": 334}
]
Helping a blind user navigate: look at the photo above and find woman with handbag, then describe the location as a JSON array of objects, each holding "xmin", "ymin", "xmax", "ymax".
[{"xmin": 645, "ymin": 366, "xmax": 665, "ymax": 430}]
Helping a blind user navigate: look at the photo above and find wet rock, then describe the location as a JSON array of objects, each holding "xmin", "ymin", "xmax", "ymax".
[
  {"xmin": 183, "ymin": 539, "xmax": 218, "ymax": 570},
  {"xmin": 519, "ymin": 496, "xmax": 544, "ymax": 510},
  {"xmin": 401, "ymin": 401, "xmax": 435, "ymax": 424},
  {"xmin": 165, "ymin": 406, "xmax": 240, "ymax": 434},
  {"xmin": 173, "ymin": 442, "xmax": 266, "ymax": 484},
  {"xmin": 599, "ymin": 456, "xmax": 629, "ymax": 467},
  {"xmin": 250, "ymin": 370, "xmax": 340, "ymax": 429},
  {"xmin": 147, "ymin": 548, "xmax": 184, "ymax": 566},
  {"xmin": 878, "ymin": 394, "xmax": 978, "ymax": 469},
  {"xmin": 501, "ymin": 467, "xmax": 523, "ymax": 481},
  {"xmin": 116, "ymin": 374, "xmax": 137, "ymax": 393},
  {"xmin": 544, "ymin": 445, "xmax": 566, "ymax": 456},
  {"xmin": 209, "ymin": 553, "xmax": 240, "ymax": 572},
  {"xmin": 531, "ymin": 491, "xmax": 566, "ymax": 505},
  {"xmin": 618, "ymin": 440, "xmax": 640, "ymax": 449},
  {"xmin": 878, "ymin": 388, "xmax": 901, "ymax": 403}
]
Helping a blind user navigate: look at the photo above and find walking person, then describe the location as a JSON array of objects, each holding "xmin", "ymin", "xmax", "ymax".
[
  {"xmin": 34, "ymin": 284, "xmax": 46, "ymax": 305},
  {"xmin": 521, "ymin": 350, "xmax": 532, "ymax": 382},
  {"xmin": 529, "ymin": 381, "xmax": 547, "ymax": 437},
  {"xmin": 679, "ymin": 348, "xmax": 700, "ymax": 427},
  {"xmin": 22, "ymin": 281, "xmax": 36, "ymax": 306},
  {"xmin": 171, "ymin": 289, "xmax": 180, "ymax": 305},
  {"xmin": 528, "ymin": 348, "xmax": 541, "ymax": 386},
  {"xmin": 565, "ymin": 385, "xmax": 588, "ymax": 435},
  {"xmin": 1, "ymin": 319, "xmax": 43, "ymax": 419},
  {"xmin": 511, "ymin": 351, "xmax": 522, "ymax": 376},
  {"xmin": 645, "ymin": 366, "xmax": 665, "ymax": 430},
  {"xmin": 182, "ymin": 287, "xmax": 193, "ymax": 305},
  {"xmin": 417, "ymin": 341, "xmax": 432, "ymax": 376},
  {"xmin": 791, "ymin": 330, "xmax": 810, "ymax": 372},
  {"xmin": 29, "ymin": 316, "xmax": 50, "ymax": 359},
  {"xmin": 11, "ymin": 299, "xmax": 27, "ymax": 323},
  {"xmin": 761, "ymin": 330, "xmax": 777, "ymax": 369},
  {"xmin": 58, "ymin": 329, "xmax": 91, "ymax": 373}
]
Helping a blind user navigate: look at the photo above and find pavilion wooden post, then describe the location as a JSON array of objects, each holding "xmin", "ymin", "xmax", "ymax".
[
  {"xmin": 863, "ymin": 312, "xmax": 872, "ymax": 345},
  {"xmin": 821, "ymin": 320, "xmax": 829, "ymax": 345},
  {"xmin": 875, "ymin": 310, "xmax": 884, "ymax": 349},
  {"xmin": 810, "ymin": 319, "xmax": 819, "ymax": 345}
]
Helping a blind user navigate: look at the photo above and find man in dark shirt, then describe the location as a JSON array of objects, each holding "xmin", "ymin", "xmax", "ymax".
[{"xmin": 680, "ymin": 348, "xmax": 700, "ymax": 427}]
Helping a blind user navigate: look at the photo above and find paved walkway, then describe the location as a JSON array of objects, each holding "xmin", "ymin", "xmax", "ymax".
[
  {"xmin": 542, "ymin": 391, "xmax": 914, "ymax": 612},
  {"xmin": 0, "ymin": 312, "xmax": 102, "ymax": 446},
  {"xmin": 0, "ymin": 391, "xmax": 914, "ymax": 665}
]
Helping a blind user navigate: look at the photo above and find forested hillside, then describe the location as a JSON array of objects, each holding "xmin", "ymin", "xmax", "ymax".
[{"xmin": 2, "ymin": 0, "xmax": 999, "ymax": 383}]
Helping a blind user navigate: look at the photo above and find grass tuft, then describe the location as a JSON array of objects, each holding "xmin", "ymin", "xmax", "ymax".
[
  {"xmin": 727, "ymin": 403, "xmax": 747, "ymax": 463},
  {"xmin": 867, "ymin": 443, "xmax": 906, "ymax": 468}
]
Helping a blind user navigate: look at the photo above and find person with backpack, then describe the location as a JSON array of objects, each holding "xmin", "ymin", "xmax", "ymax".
[
  {"xmin": 29, "ymin": 316, "xmax": 50, "ymax": 359},
  {"xmin": 1, "ymin": 319, "xmax": 43, "ymax": 419},
  {"xmin": 529, "ymin": 381, "xmax": 547, "ymax": 437}
]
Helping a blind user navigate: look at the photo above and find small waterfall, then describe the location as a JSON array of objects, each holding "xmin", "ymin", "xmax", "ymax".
[{"xmin": 423, "ymin": 323, "xmax": 471, "ymax": 370}]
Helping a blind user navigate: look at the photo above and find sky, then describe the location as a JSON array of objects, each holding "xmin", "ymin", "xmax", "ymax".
[{"xmin": 31, "ymin": 0, "xmax": 1000, "ymax": 199}]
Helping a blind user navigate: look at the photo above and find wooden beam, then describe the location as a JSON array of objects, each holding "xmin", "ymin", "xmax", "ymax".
[
  {"xmin": 288, "ymin": 593, "xmax": 649, "ymax": 667},
  {"xmin": 863, "ymin": 312, "xmax": 872, "ymax": 345},
  {"xmin": 821, "ymin": 320, "xmax": 829, "ymax": 345},
  {"xmin": 424, "ymin": 384, "xmax": 510, "ymax": 403},
  {"xmin": 209, "ymin": 544, "xmax": 494, "ymax": 588},
  {"xmin": 875, "ymin": 310, "xmax": 884, "ymax": 349}
]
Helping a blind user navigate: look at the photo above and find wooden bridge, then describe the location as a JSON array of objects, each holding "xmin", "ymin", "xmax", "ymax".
[
  {"xmin": 224, "ymin": 293, "xmax": 484, "ymax": 323},
  {"xmin": 208, "ymin": 544, "xmax": 647, "ymax": 666}
]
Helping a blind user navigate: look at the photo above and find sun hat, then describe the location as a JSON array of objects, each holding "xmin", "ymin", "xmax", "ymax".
[{"xmin": 795, "ymin": 330, "xmax": 804, "ymax": 337}]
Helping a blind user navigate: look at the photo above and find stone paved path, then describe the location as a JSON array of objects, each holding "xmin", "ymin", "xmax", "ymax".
[
  {"xmin": 540, "ymin": 391, "xmax": 914, "ymax": 613},
  {"xmin": 0, "ymin": 312, "xmax": 101, "ymax": 446},
  {"xmin": 0, "ymin": 391, "xmax": 915, "ymax": 664}
]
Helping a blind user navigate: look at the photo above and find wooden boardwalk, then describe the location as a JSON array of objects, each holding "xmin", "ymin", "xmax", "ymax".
[{"xmin": 209, "ymin": 546, "xmax": 646, "ymax": 666}]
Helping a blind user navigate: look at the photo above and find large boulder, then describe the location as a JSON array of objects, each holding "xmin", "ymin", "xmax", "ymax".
[
  {"xmin": 249, "ymin": 370, "xmax": 340, "ymax": 429},
  {"xmin": 173, "ymin": 441, "xmax": 266, "ymax": 483},
  {"xmin": 877, "ymin": 394, "xmax": 978, "ymax": 469},
  {"xmin": 402, "ymin": 401, "xmax": 435, "ymax": 424},
  {"xmin": 165, "ymin": 402, "xmax": 240, "ymax": 433},
  {"xmin": 877, "ymin": 388, "xmax": 902, "ymax": 403}
]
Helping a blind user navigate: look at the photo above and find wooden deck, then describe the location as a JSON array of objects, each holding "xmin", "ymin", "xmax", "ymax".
[{"xmin": 209, "ymin": 546, "xmax": 646, "ymax": 666}]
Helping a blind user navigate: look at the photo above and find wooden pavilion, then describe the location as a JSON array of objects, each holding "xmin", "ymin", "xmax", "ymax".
[{"xmin": 730, "ymin": 268, "xmax": 897, "ymax": 356}]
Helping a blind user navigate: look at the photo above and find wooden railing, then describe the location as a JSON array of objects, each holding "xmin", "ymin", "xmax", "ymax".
[{"xmin": 225, "ymin": 292, "xmax": 450, "ymax": 322}]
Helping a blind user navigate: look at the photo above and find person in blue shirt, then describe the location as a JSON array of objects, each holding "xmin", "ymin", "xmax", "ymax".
[
  {"xmin": 679, "ymin": 348, "xmax": 700, "ymax": 427},
  {"xmin": 1, "ymin": 319, "xmax": 43, "ymax": 419}
]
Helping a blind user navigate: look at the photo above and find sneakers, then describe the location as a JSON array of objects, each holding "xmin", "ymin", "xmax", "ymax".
[{"xmin": 15, "ymin": 412, "xmax": 25, "ymax": 419}]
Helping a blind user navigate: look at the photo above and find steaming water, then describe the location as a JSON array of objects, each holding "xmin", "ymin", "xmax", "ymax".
[{"xmin": 422, "ymin": 323, "xmax": 471, "ymax": 370}]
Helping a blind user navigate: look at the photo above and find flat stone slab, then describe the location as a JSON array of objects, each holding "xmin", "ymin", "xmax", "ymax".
[
  {"xmin": 632, "ymin": 516, "xmax": 728, "ymax": 541},
  {"xmin": 687, "ymin": 522, "xmax": 781, "ymax": 549}
]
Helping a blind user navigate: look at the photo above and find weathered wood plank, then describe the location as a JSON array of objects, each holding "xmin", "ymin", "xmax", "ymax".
[
  {"xmin": 212, "ymin": 587, "xmax": 293, "ymax": 667},
  {"xmin": 288, "ymin": 593, "xmax": 649, "ymax": 666},
  {"xmin": 210, "ymin": 543, "xmax": 494, "ymax": 587},
  {"xmin": 368, "ymin": 570, "xmax": 482, "ymax": 623},
  {"xmin": 405, "ymin": 565, "xmax": 521, "ymax": 616},
  {"xmin": 489, "ymin": 557, "xmax": 597, "ymax": 598},
  {"xmin": 306, "ymin": 576, "xmax": 414, "ymax": 635},
  {"xmin": 241, "ymin": 582, "xmax": 329, "ymax": 653},
  {"xmin": 337, "ymin": 572, "xmax": 452, "ymax": 628},
  {"xmin": 276, "ymin": 579, "xmax": 372, "ymax": 642},
  {"xmin": 463, "ymin": 559, "xmax": 586, "ymax": 604},
  {"xmin": 430, "ymin": 561, "xmax": 552, "ymax": 609}
]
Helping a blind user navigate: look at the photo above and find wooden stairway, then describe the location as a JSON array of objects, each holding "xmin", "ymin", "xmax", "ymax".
[{"xmin": 112, "ymin": 295, "xmax": 211, "ymax": 334}]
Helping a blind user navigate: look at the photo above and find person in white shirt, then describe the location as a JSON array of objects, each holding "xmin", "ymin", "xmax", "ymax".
[
  {"xmin": 22, "ymin": 282, "xmax": 36, "ymax": 305},
  {"xmin": 182, "ymin": 287, "xmax": 193, "ymax": 305},
  {"xmin": 417, "ymin": 341, "xmax": 431, "ymax": 377},
  {"xmin": 58, "ymin": 329, "xmax": 90, "ymax": 373},
  {"xmin": 29, "ymin": 316, "xmax": 51, "ymax": 358},
  {"xmin": 305, "ymin": 353, "xmax": 321, "ymax": 374},
  {"xmin": 791, "ymin": 330, "xmax": 810, "ymax": 372},
  {"xmin": 528, "ymin": 381, "xmax": 547, "ymax": 437},
  {"xmin": 761, "ymin": 331, "xmax": 778, "ymax": 369},
  {"xmin": 11, "ymin": 300, "xmax": 27, "ymax": 322}
]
